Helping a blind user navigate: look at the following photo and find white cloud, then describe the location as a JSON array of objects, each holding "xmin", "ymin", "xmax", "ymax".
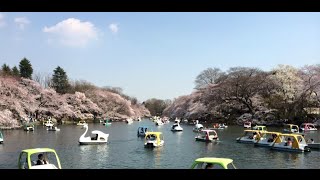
[
  {"xmin": 109, "ymin": 23, "xmax": 118, "ymax": 34},
  {"xmin": 43, "ymin": 18, "xmax": 98, "ymax": 48},
  {"xmin": 14, "ymin": 17, "xmax": 31, "ymax": 30},
  {"xmin": 0, "ymin": 13, "xmax": 6, "ymax": 28}
]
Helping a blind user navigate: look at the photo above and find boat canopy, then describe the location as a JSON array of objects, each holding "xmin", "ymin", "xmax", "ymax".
[
  {"xmin": 91, "ymin": 130, "xmax": 107, "ymax": 136},
  {"xmin": 275, "ymin": 133, "xmax": 306, "ymax": 149},
  {"xmin": 191, "ymin": 157, "xmax": 234, "ymax": 169},
  {"xmin": 19, "ymin": 148, "xmax": 62, "ymax": 169}
]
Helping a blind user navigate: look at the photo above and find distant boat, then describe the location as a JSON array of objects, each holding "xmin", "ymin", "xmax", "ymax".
[
  {"xmin": 243, "ymin": 122, "xmax": 251, "ymax": 128},
  {"xmin": 0, "ymin": 130, "xmax": 3, "ymax": 144},
  {"xmin": 300, "ymin": 123, "xmax": 317, "ymax": 131},
  {"xmin": 77, "ymin": 120, "xmax": 87, "ymax": 126},
  {"xmin": 24, "ymin": 124, "xmax": 35, "ymax": 131},
  {"xmin": 47, "ymin": 125, "xmax": 60, "ymax": 131},
  {"xmin": 283, "ymin": 124, "xmax": 299, "ymax": 133}
]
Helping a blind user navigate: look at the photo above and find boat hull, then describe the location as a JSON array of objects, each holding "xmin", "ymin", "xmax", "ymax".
[
  {"xmin": 79, "ymin": 141, "xmax": 108, "ymax": 145},
  {"xmin": 195, "ymin": 137, "xmax": 219, "ymax": 142},
  {"xmin": 307, "ymin": 143, "xmax": 320, "ymax": 149}
]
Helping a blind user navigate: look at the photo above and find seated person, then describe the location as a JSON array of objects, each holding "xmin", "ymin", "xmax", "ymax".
[
  {"xmin": 36, "ymin": 154, "xmax": 48, "ymax": 165},
  {"xmin": 205, "ymin": 163, "xmax": 214, "ymax": 169},
  {"xmin": 91, "ymin": 134, "xmax": 98, "ymax": 140},
  {"xmin": 285, "ymin": 138, "xmax": 292, "ymax": 146}
]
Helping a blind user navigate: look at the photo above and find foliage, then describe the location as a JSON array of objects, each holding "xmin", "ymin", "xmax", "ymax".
[
  {"xmin": 51, "ymin": 66, "xmax": 70, "ymax": 94},
  {"xmin": 19, "ymin": 58, "xmax": 33, "ymax": 79}
]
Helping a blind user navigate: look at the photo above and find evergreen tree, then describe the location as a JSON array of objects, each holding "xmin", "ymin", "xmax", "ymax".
[
  {"xmin": 19, "ymin": 57, "xmax": 33, "ymax": 79},
  {"xmin": 1, "ymin": 63, "xmax": 12, "ymax": 76},
  {"xmin": 12, "ymin": 66, "xmax": 20, "ymax": 77},
  {"xmin": 52, "ymin": 66, "xmax": 70, "ymax": 94}
]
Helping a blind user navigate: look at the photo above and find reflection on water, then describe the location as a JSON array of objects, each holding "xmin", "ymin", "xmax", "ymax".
[{"xmin": 0, "ymin": 120, "xmax": 320, "ymax": 169}]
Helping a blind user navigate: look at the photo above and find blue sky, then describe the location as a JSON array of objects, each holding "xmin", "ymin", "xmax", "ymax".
[{"xmin": 0, "ymin": 12, "xmax": 319, "ymax": 102}]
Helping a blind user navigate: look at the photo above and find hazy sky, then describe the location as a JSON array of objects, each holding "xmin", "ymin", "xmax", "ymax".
[{"xmin": 0, "ymin": 12, "xmax": 319, "ymax": 102}]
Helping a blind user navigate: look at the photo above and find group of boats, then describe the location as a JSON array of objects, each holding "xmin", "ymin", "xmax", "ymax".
[
  {"xmin": 17, "ymin": 147, "xmax": 236, "ymax": 169},
  {"xmin": 237, "ymin": 124, "xmax": 319, "ymax": 152}
]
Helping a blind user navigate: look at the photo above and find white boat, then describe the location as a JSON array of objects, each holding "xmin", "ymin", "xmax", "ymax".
[
  {"xmin": 155, "ymin": 119, "xmax": 164, "ymax": 126},
  {"xmin": 79, "ymin": 124, "xmax": 109, "ymax": 145},
  {"xmin": 136, "ymin": 117, "xmax": 142, "ymax": 121},
  {"xmin": 47, "ymin": 126, "xmax": 60, "ymax": 131},
  {"xmin": 283, "ymin": 124, "xmax": 299, "ymax": 133},
  {"xmin": 195, "ymin": 129, "xmax": 219, "ymax": 142},
  {"xmin": 243, "ymin": 122, "xmax": 251, "ymax": 128},
  {"xmin": 126, "ymin": 118, "xmax": 133, "ymax": 124},
  {"xmin": 193, "ymin": 120, "xmax": 204, "ymax": 132},
  {"xmin": 271, "ymin": 133, "xmax": 311, "ymax": 152},
  {"xmin": 171, "ymin": 120, "xmax": 183, "ymax": 131},
  {"xmin": 44, "ymin": 120, "xmax": 54, "ymax": 127},
  {"xmin": 144, "ymin": 132, "xmax": 164, "ymax": 148},
  {"xmin": 254, "ymin": 132, "xmax": 281, "ymax": 147},
  {"xmin": 236, "ymin": 130, "xmax": 261, "ymax": 143},
  {"xmin": 300, "ymin": 123, "xmax": 317, "ymax": 131},
  {"xmin": 24, "ymin": 124, "xmax": 35, "ymax": 131},
  {"xmin": 76, "ymin": 120, "xmax": 87, "ymax": 126},
  {"xmin": 0, "ymin": 130, "xmax": 3, "ymax": 143}
]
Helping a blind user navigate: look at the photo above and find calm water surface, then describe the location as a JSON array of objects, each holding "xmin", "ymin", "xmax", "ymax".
[{"xmin": 0, "ymin": 119, "xmax": 319, "ymax": 169}]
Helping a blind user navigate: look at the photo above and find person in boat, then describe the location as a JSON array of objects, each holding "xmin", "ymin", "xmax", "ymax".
[
  {"xmin": 91, "ymin": 134, "xmax": 98, "ymax": 140},
  {"xmin": 205, "ymin": 163, "xmax": 214, "ymax": 169},
  {"xmin": 285, "ymin": 138, "xmax": 292, "ymax": 146},
  {"xmin": 36, "ymin": 154, "xmax": 48, "ymax": 165},
  {"xmin": 307, "ymin": 139, "xmax": 314, "ymax": 143},
  {"xmin": 251, "ymin": 132, "xmax": 257, "ymax": 139}
]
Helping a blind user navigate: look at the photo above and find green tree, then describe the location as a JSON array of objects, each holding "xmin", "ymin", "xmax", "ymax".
[
  {"xmin": 52, "ymin": 66, "xmax": 70, "ymax": 94},
  {"xmin": 1, "ymin": 63, "xmax": 12, "ymax": 76},
  {"xmin": 12, "ymin": 66, "xmax": 20, "ymax": 77},
  {"xmin": 144, "ymin": 98, "xmax": 167, "ymax": 116},
  {"xmin": 19, "ymin": 58, "xmax": 33, "ymax": 79}
]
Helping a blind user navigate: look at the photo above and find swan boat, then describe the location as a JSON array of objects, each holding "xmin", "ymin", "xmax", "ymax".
[
  {"xmin": 193, "ymin": 120, "xmax": 204, "ymax": 132},
  {"xmin": 171, "ymin": 119, "xmax": 183, "ymax": 131},
  {"xmin": 79, "ymin": 124, "xmax": 109, "ymax": 145}
]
